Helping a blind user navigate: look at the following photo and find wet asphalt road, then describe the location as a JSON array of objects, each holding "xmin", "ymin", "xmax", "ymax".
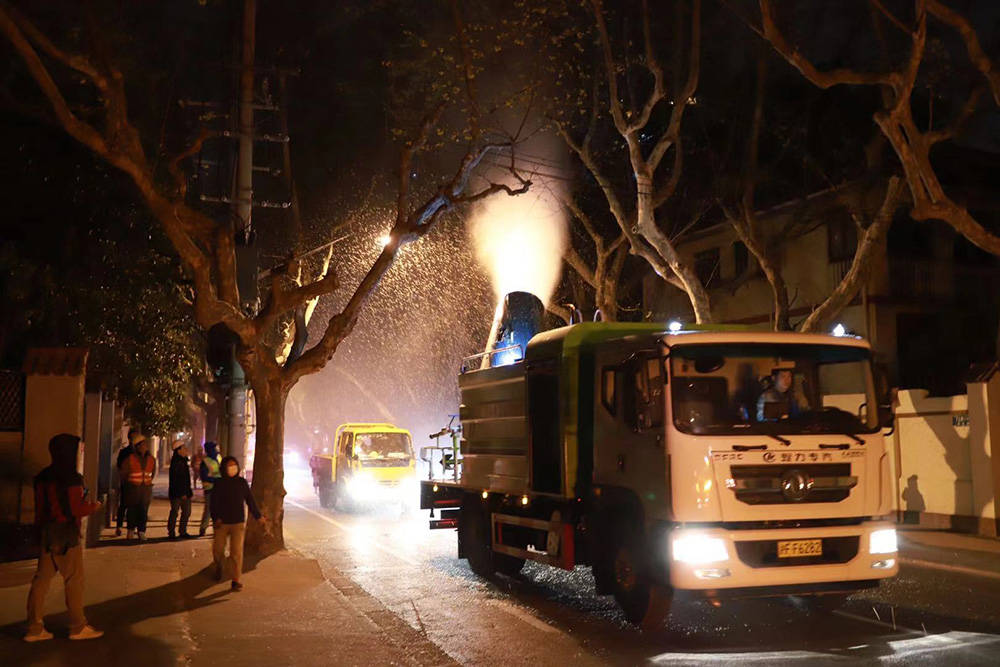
[{"xmin": 281, "ymin": 488, "xmax": 1000, "ymax": 666}]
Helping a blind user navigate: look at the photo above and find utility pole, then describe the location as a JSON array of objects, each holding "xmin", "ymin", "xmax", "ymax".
[{"xmin": 228, "ymin": 0, "xmax": 256, "ymax": 466}]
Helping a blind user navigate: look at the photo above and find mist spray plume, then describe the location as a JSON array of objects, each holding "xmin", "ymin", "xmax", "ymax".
[
  {"xmin": 470, "ymin": 186, "xmax": 567, "ymax": 305},
  {"xmin": 469, "ymin": 181, "xmax": 567, "ymax": 362}
]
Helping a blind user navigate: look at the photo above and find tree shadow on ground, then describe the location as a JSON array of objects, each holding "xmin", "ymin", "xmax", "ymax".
[{"xmin": 0, "ymin": 550, "xmax": 276, "ymax": 666}]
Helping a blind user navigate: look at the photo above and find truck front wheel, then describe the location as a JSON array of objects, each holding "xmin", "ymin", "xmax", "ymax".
[{"xmin": 611, "ymin": 531, "xmax": 671, "ymax": 628}]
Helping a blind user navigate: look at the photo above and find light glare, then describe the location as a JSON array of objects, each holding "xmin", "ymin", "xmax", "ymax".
[
  {"xmin": 672, "ymin": 534, "xmax": 729, "ymax": 564},
  {"xmin": 869, "ymin": 528, "xmax": 897, "ymax": 554}
]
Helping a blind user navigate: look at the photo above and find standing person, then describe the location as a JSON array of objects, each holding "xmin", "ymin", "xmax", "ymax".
[
  {"xmin": 120, "ymin": 437, "xmax": 155, "ymax": 542},
  {"xmin": 113, "ymin": 429, "xmax": 141, "ymax": 537},
  {"xmin": 167, "ymin": 441, "xmax": 194, "ymax": 539},
  {"xmin": 198, "ymin": 441, "xmax": 221, "ymax": 537},
  {"xmin": 25, "ymin": 434, "xmax": 103, "ymax": 641},
  {"xmin": 210, "ymin": 456, "xmax": 265, "ymax": 592}
]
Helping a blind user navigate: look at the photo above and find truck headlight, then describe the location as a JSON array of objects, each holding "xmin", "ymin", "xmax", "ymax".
[
  {"xmin": 346, "ymin": 476, "xmax": 378, "ymax": 501},
  {"xmin": 869, "ymin": 528, "xmax": 897, "ymax": 554},
  {"xmin": 672, "ymin": 534, "xmax": 729, "ymax": 564}
]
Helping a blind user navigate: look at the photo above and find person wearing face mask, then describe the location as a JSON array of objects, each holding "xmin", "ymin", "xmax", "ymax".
[{"xmin": 210, "ymin": 456, "xmax": 265, "ymax": 591}]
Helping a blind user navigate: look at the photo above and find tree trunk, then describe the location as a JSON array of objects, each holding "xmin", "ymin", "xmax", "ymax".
[{"xmin": 244, "ymin": 374, "xmax": 286, "ymax": 555}]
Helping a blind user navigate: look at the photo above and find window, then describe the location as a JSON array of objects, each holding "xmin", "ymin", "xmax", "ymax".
[
  {"xmin": 627, "ymin": 355, "xmax": 665, "ymax": 430},
  {"xmin": 340, "ymin": 433, "xmax": 353, "ymax": 458},
  {"xmin": 828, "ymin": 216, "xmax": 858, "ymax": 263},
  {"xmin": 601, "ymin": 368, "xmax": 618, "ymax": 415},
  {"xmin": 733, "ymin": 241, "xmax": 749, "ymax": 278},
  {"xmin": 694, "ymin": 247, "xmax": 721, "ymax": 286}
]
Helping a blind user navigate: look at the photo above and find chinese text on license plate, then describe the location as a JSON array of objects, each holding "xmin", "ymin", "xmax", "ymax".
[{"xmin": 777, "ymin": 539, "xmax": 823, "ymax": 558}]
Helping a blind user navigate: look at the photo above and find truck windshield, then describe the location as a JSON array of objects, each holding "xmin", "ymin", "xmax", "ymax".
[
  {"xmin": 355, "ymin": 432, "xmax": 412, "ymax": 460},
  {"xmin": 670, "ymin": 343, "xmax": 879, "ymax": 436}
]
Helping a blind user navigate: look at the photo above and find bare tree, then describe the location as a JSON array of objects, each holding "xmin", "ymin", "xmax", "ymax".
[
  {"xmin": 758, "ymin": 0, "xmax": 1000, "ymax": 257},
  {"xmin": 559, "ymin": 195, "xmax": 628, "ymax": 321},
  {"xmin": 555, "ymin": 0, "xmax": 713, "ymax": 323},
  {"xmin": 0, "ymin": 4, "xmax": 528, "ymax": 553},
  {"xmin": 721, "ymin": 48, "xmax": 906, "ymax": 333}
]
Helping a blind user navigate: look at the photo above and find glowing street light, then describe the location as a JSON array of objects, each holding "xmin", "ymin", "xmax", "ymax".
[
  {"xmin": 832, "ymin": 323, "xmax": 846, "ymax": 337},
  {"xmin": 668, "ymin": 321, "xmax": 683, "ymax": 332}
]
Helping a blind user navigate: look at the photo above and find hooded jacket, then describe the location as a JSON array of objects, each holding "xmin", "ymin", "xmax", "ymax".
[
  {"xmin": 209, "ymin": 456, "xmax": 261, "ymax": 524},
  {"xmin": 34, "ymin": 434, "xmax": 99, "ymax": 552},
  {"xmin": 169, "ymin": 450, "xmax": 193, "ymax": 499}
]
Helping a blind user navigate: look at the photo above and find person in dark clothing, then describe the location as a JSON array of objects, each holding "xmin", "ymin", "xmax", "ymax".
[
  {"xmin": 120, "ymin": 437, "xmax": 155, "ymax": 541},
  {"xmin": 114, "ymin": 429, "xmax": 142, "ymax": 536},
  {"xmin": 167, "ymin": 441, "xmax": 194, "ymax": 539},
  {"xmin": 198, "ymin": 441, "xmax": 221, "ymax": 537},
  {"xmin": 25, "ymin": 434, "xmax": 103, "ymax": 642},
  {"xmin": 210, "ymin": 456, "xmax": 265, "ymax": 591}
]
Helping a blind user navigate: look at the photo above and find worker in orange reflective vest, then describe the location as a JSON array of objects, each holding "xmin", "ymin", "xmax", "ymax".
[{"xmin": 120, "ymin": 436, "xmax": 156, "ymax": 542}]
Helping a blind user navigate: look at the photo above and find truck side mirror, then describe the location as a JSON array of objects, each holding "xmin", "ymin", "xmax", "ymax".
[{"xmin": 878, "ymin": 387, "xmax": 897, "ymax": 430}]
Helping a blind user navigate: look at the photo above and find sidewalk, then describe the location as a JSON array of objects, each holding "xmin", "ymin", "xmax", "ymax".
[
  {"xmin": 0, "ymin": 496, "xmax": 454, "ymax": 667},
  {"xmin": 899, "ymin": 527, "xmax": 1000, "ymax": 580}
]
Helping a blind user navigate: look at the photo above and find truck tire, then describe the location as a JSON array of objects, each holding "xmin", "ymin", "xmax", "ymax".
[
  {"xmin": 611, "ymin": 528, "xmax": 672, "ymax": 628},
  {"xmin": 459, "ymin": 497, "xmax": 525, "ymax": 577},
  {"xmin": 318, "ymin": 484, "xmax": 335, "ymax": 509}
]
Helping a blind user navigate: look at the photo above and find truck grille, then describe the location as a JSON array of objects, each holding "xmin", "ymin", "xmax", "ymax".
[
  {"xmin": 730, "ymin": 464, "xmax": 856, "ymax": 505},
  {"xmin": 735, "ymin": 536, "xmax": 860, "ymax": 568}
]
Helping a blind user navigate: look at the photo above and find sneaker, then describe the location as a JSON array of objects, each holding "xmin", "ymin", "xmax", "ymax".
[
  {"xmin": 138, "ymin": 532, "xmax": 146, "ymax": 543},
  {"xmin": 231, "ymin": 581, "xmax": 243, "ymax": 592},
  {"xmin": 24, "ymin": 628, "xmax": 53, "ymax": 642},
  {"xmin": 69, "ymin": 625, "xmax": 104, "ymax": 640},
  {"xmin": 126, "ymin": 529, "xmax": 135, "ymax": 540}
]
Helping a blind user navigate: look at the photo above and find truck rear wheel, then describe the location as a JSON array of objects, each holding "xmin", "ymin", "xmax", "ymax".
[
  {"xmin": 318, "ymin": 484, "xmax": 336, "ymax": 509},
  {"xmin": 459, "ymin": 497, "xmax": 524, "ymax": 577}
]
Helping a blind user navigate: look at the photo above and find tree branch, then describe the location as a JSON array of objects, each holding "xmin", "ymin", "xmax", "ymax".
[{"xmin": 927, "ymin": 0, "xmax": 1000, "ymax": 105}]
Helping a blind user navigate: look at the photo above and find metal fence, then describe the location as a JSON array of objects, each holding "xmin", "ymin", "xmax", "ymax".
[{"xmin": 0, "ymin": 370, "xmax": 25, "ymax": 431}]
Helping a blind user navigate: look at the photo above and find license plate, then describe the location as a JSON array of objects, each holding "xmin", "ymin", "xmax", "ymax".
[{"xmin": 777, "ymin": 539, "xmax": 823, "ymax": 558}]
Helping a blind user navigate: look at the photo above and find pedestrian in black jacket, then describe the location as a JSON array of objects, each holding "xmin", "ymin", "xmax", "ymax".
[
  {"xmin": 113, "ymin": 428, "xmax": 142, "ymax": 536},
  {"xmin": 167, "ymin": 441, "xmax": 194, "ymax": 539},
  {"xmin": 210, "ymin": 456, "xmax": 265, "ymax": 591}
]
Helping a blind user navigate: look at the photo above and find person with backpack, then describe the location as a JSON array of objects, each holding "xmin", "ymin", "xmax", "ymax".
[{"xmin": 24, "ymin": 434, "xmax": 103, "ymax": 642}]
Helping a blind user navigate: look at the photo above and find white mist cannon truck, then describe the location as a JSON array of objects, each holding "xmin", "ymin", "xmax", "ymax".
[{"xmin": 420, "ymin": 293, "xmax": 898, "ymax": 626}]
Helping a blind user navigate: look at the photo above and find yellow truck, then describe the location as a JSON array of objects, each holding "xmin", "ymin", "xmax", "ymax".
[{"xmin": 309, "ymin": 423, "xmax": 418, "ymax": 510}]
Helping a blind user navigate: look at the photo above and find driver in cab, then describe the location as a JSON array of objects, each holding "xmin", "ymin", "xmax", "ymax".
[{"xmin": 756, "ymin": 368, "xmax": 806, "ymax": 422}]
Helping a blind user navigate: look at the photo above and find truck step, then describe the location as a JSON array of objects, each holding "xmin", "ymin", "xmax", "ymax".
[{"xmin": 491, "ymin": 512, "xmax": 575, "ymax": 570}]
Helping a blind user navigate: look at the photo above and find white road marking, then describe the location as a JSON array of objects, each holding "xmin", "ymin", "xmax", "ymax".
[
  {"xmin": 485, "ymin": 599, "xmax": 560, "ymax": 634},
  {"xmin": 900, "ymin": 556, "xmax": 1000, "ymax": 581},
  {"xmin": 285, "ymin": 498, "xmax": 420, "ymax": 566}
]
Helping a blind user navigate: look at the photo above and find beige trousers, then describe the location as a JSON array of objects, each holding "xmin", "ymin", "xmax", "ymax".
[
  {"xmin": 212, "ymin": 522, "xmax": 246, "ymax": 583},
  {"xmin": 27, "ymin": 545, "xmax": 87, "ymax": 634}
]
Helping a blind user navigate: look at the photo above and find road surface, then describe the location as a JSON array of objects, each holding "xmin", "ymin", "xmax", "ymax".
[{"xmin": 281, "ymin": 475, "xmax": 1000, "ymax": 666}]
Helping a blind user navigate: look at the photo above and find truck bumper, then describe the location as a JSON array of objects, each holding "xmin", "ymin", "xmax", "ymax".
[{"xmin": 667, "ymin": 520, "xmax": 899, "ymax": 592}]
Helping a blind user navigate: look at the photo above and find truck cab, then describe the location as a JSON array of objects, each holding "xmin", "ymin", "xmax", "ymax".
[
  {"xmin": 311, "ymin": 423, "xmax": 417, "ymax": 510},
  {"xmin": 422, "ymin": 323, "xmax": 898, "ymax": 625}
]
